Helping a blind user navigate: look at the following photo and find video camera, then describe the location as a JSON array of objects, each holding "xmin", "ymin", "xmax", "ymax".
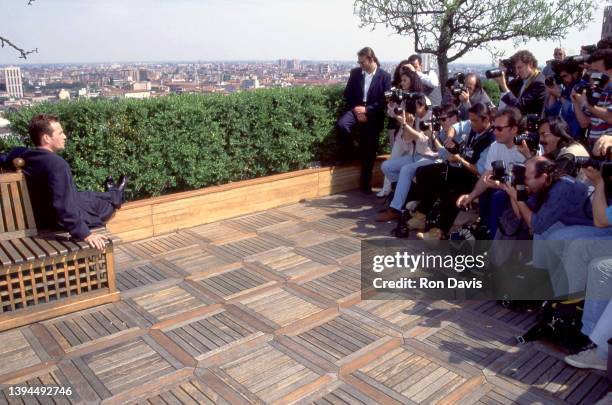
[
  {"xmin": 485, "ymin": 58, "xmax": 515, "ymax": 80},
  {"xmin": 491, "ymin": 161, "xmax": 528, "ymax": 201},
  {"xmin": 384, "ymin": 88, "xmax": 423, "ymax": 114},
  {"xmin": 513, "ymin": 114, "xmax": 540, "ymax": 152},
  {"xmin": 573, "ymin": 72, "xmax": 610, "ymax": 106}
]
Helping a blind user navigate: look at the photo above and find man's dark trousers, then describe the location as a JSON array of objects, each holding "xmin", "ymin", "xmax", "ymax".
[{"xmin": 337, "ymin": 110, "xmax": 384, "ymax": 191}]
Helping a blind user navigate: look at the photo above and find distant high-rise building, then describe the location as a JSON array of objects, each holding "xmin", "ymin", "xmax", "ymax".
[
  {"xmin": 138, "ymin": 69, "xmax": 149, "ymax": 81},
  {"xmin": 603, "ymin": 5, "xmax": 612, "ymax": 39},
  {"xmin": 3, "ymin": 67, "xmax": 24, "ymax": 99},
  {"xmin": 318, "ymin": 64, "xmax": 331, "ymax": 74},
  {"xmin": 278, "ymin": 59, "xmax": 289, "ymax": 70},
  {"xmin": 287, "ymin": 59, "xmax": 301, "ymax": 71}
]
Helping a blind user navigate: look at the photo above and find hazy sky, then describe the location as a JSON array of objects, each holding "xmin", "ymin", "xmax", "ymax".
[{"xmin": 0, "ymin": 0, "xmax": 608, "ymax": 66}]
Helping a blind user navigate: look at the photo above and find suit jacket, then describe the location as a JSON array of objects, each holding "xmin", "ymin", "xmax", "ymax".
[
  {"xmin": 501, "ymin": 71, "xmax": 546, "ymax": 116},
  {"xmin": 6, "ymin": 148, "xmax": 99, "ymax": 239},
  {"xmin": 343, "ymin": 67, "xmax": 391, "ymax": 117}
]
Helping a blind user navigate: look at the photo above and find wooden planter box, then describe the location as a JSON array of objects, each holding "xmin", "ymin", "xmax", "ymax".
[{"xmin": 108, "ymin": 159, "xmax": 385, "ymax": 242}]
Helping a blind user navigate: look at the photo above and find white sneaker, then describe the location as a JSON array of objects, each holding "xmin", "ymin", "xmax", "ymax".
[
  {"xmin": 376, "ymin": 188, "xmax": 390, "ymax": 198},
  {"xmin": 564, "ymin": 347, "xmax": 607, "ymax": 371}
]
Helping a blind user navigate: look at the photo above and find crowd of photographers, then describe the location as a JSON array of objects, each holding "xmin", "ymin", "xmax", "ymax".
[{"xmin": 338, "ymin": 41, "xmax": 612, "ymax": 373}]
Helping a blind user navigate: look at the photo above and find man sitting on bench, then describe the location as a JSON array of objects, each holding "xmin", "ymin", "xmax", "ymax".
[{"xmin": 6, "ymin": 114, "xmax": 126, "ymax": 251}]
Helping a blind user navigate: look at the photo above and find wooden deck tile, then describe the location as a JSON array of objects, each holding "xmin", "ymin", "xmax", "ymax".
[
  {"xmin": 115, "ymin": 260, "xmax": 183, "ymax": 295},
  {"xmin": 210, "ymin": 340, "xmax": 334, "ymax": 404},
  {"xmin": 352, "ymin": 345, "xmax": 469, "ymax": 404},
  {"xmin": 79, "ymin": 335, "xmax": 184, "ymax": 397},
  {"xmin": 185, "ymin": 223, "xmax": 254, "ymax": 245},
  {"xmin": 0, "ymin": 363, "xmax": 92, "ymax": 404},
  {"xmin": 305, "ymin": 215, "xmax": 363, "ymax": 233},
  {"xmin": 295, "ymin": 236, "xmax": 362, "ymax": 265},
  {"xmin": 225, "ymin": 211, "xmax": 296, "ymax": 233},
  {"xmin": 0, "ymin": 328, "xmax": 44, "ymax": 378},
  {"xmin": 294, "ymin": 266, "xmax": 361, "ymax": 306},
  {"xmin": 41, "ymin": 303, "xmax": 149, "ymax": 353},
  {"xmin": 349, "ymin": 300, "xmax": 452, "ymax": 334},
  {"xmin": 126, "ymin": 284, "xmax": 213, "ymax": 324},
  {"xmin": 158, "ymin": 307, "xmax": 265, "ymax": 365},
  {"xmin": 287, "ymin": 313, "xmax": 399, "ymax": 375},
  {"xmin": 161, "ymin": 246, "xmax": 233, "ymax": 276},
  {"xmin": 130, "ymin": 232, "xmax": 203, "ymax": 258},
  {"xmin": 232, "ymin": 286, "xmax": 331, "ymax": 333},
  {"xmin": 206, "ymin": 234, "xmax": 294, "ymax": 262},
  {"xmin": 244, "ymin": 247, "xmax": 332, "ymax": 282},
  {"xmin": 497, "ymin": 346, "xmax": 611, "ymax": 404},
  {"xmin": 131, "ymin": 375, "xmax": 240, "ymax": 405},
  {"xmin": 294, "ymin": 380, "xmax": 385, "ymax": 405},
  {"xmin": 188, "ymin": 263, "xmax": 278, "ymax": 302}
]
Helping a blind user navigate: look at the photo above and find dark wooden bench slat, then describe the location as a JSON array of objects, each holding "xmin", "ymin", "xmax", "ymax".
[
  {"xmin": 31, "ymin": 237, "xmax": 60, "ymax": 257},
  {"xmin": 10, "ymin": 238, "xmax": 36, "ymax": 262},
  {"xmin": 0, "ymin": 239, "xmax": 25, "ymax": 264},
  {"xmin": 19, "ymin": 237, "xmax": 47, "ymax": 260}
]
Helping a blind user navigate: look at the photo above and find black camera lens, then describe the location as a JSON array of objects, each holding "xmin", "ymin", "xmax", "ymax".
[{"xmin": 485, "ymin": 69, "xmax": 503, "ymax": 79}]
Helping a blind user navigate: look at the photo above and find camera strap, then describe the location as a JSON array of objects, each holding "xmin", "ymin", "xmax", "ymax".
[{"xmin": 519, "ymin": 70, "xmax": 540, "ymax": 97}]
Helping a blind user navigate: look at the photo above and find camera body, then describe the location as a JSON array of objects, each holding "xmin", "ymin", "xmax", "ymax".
[
  {"xmin": 491, "ymin": 161, "xmax": 528, "ymax": 200},
  {"xmin": 448, "ymin": 72, "xmax": 467, "ymax": 97},
  {"xmin": 385, "ymin": 88, "xmax": 422, "ymax": 114},
  {"xmin": 573, "ymin": 72, "xmax": 610, "ymax": 106},
  {"xmin": 513, "ymin": 114, "xmax": 540, "ymax": 151},
  {"xmin": 485, "ymin": 59, "xmax": 515, "ymax": 79}
]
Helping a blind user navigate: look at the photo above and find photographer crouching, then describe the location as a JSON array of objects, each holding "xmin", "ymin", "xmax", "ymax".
[
  {"xmin": 456, "ymin": 108, "xmax": 531, "ymax": 238},
  {"xmin": 376, "ymin": 92, "xmax": 437, "ymax": 222},
  {"xmin": 453, "ymin": 73, "xmax": 495, "ymax": 121}
]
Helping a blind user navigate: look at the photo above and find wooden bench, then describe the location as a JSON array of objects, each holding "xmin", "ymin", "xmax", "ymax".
[{"xmin": 0, "ymin": 158, "xmax": 119, "ymax": 332}]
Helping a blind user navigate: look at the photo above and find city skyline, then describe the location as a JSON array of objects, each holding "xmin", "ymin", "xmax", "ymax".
[{"xmin": 0, "ymin": 0, "xmax": 608, "ymax": 66}]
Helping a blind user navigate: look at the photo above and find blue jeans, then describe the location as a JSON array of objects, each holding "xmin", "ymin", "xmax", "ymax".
[
  {"xmin": 532, "ymin": 224, "xmax": 612, "ymax": 297},
  {"xmin": 478, "ymin": 189, "xmax": 510, "ymax": 238},
  {"xmin": 589, "ymin": 300, "xmax": 612, "ymax": 359},
  {"xmin": 581, "ymin": 253, "xmax": 612, "ymax": 358},
  {"xmin": 382, "ymin": 156, "xmax": 436, "ymax": 211}
]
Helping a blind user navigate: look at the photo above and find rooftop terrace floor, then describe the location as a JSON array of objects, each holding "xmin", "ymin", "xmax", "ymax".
[{"xmin": 0, "ymin": 191, "xmax": 610, "ymax": 404}]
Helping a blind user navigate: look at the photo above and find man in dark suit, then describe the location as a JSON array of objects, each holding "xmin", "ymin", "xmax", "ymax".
[
  {"xmin": 337, "ymin": 47, "xmax": 391, "ymax": 193},
  {"xmin": 494, "ymin": 50, "xmax": 546, "ymax": 116},
  {"xmin": 6, "ymin": 114, "xmax": 126, "ymax": 250}
]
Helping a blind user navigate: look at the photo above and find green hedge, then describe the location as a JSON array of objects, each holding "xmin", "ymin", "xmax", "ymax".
[{"xmin": 2, "ymin": 86, "xmax": 348, "ymax": 201}]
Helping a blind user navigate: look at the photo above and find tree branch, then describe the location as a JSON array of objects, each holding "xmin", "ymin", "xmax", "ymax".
[{"xmin": 0, "ymin": 36, "xmax": 38, "ymax": 59}]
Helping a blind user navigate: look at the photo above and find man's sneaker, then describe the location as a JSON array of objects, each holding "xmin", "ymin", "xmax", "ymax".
[
  {"xmin": 564, "ymin": 347, "xmax": 607, "ymax": 371},
  {"xmin": 376, "ymin": 208, "xmax": 400, "ymax": 222},
  {"xmin": 416, "ymin": 228, "xmax": 444, "ymax": 240},
  {"xmin": 407, "ymin": 212, "xmax": 426, "ymax": 230}
]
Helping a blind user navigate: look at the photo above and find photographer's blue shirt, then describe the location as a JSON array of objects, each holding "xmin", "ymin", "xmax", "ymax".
[
  {"xmin": 530, "ymin": 176, "xmax": 593, "ymax": 234},
  {"xmin": 606, "ymin": 205, "xmax": 612, "ymax": 225},
  {"xmin": 544, "ymin": 80, "xmax": 583, "ymax": 140}
]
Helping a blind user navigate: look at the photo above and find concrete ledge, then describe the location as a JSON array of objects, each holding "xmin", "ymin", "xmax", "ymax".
[{"xmin": 107, "ymin": 158, "xmax": 385, "ymax": 242}]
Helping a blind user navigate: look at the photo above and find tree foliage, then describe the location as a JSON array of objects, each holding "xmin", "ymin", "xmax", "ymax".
[{"xmin": 354, "ymin": 0, "xmax": 598, "ymax": 94}]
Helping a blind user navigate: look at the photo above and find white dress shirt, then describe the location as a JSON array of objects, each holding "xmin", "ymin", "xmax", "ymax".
[{"xmin": 363, "ymin": 67, "xmax": 377, "ymax": 103}]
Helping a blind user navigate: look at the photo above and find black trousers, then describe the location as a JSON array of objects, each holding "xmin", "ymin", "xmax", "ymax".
[
  {"xmin": 77, "ymin": 190, "xmax": 123, "ymax": 228},
  {"xmin": 412, "ymin": 163, "xmax": 478, "ymax": 233},
  {"xmin": 336, "ymin": 110, "xmax": 384, "ymax": 190}
]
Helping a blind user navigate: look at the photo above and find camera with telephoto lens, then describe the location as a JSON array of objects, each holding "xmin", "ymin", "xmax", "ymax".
[
  {"xmin": 385, "ymin": 88, "xmax": 423, "ymax": 114},
  {"xmin": 485, "ymin": 58, "xmax": 515, "ymax": 79},
  {"xmin": 430, "ymin": 105, "xmax": 442, "ymax": 132},
  {"xmin": 513, "ymin": 114, "xmax": 540, "ymax": 152},
  {"xmin": 573, "ymin": 72, "xmax": 610, "ymax": 106},
  {"xmin": 491, "ymin": 160, "xmax": 508, "ymax": 182}
]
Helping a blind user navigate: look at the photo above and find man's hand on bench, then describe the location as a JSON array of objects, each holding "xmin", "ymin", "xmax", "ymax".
[{"xmin": 85, "ymin": 233, "xmax": 109, "ymax": 251}]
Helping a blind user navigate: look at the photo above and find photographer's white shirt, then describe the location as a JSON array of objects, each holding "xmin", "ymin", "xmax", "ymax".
[{"xmin": 484, "ymin": 141, "xmax": 526, "ymax": 171}]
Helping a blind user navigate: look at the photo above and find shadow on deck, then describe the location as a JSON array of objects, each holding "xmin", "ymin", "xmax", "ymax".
[{"xmin": 0, "ymin": 191, "xmax": 609, "ymax": 404}]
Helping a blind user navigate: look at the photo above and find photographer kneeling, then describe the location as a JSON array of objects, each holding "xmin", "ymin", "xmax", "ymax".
[
  {"xmin": 410, "ymin": 103, "xmax": 495, "ymax": 239},
  {"xmin": 456, "ymin": 108, "xmax": 530, "ymax": 238},
  {"xmin": 539, "ymin": 116, "xmax": 589, "ymax": 175}
]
